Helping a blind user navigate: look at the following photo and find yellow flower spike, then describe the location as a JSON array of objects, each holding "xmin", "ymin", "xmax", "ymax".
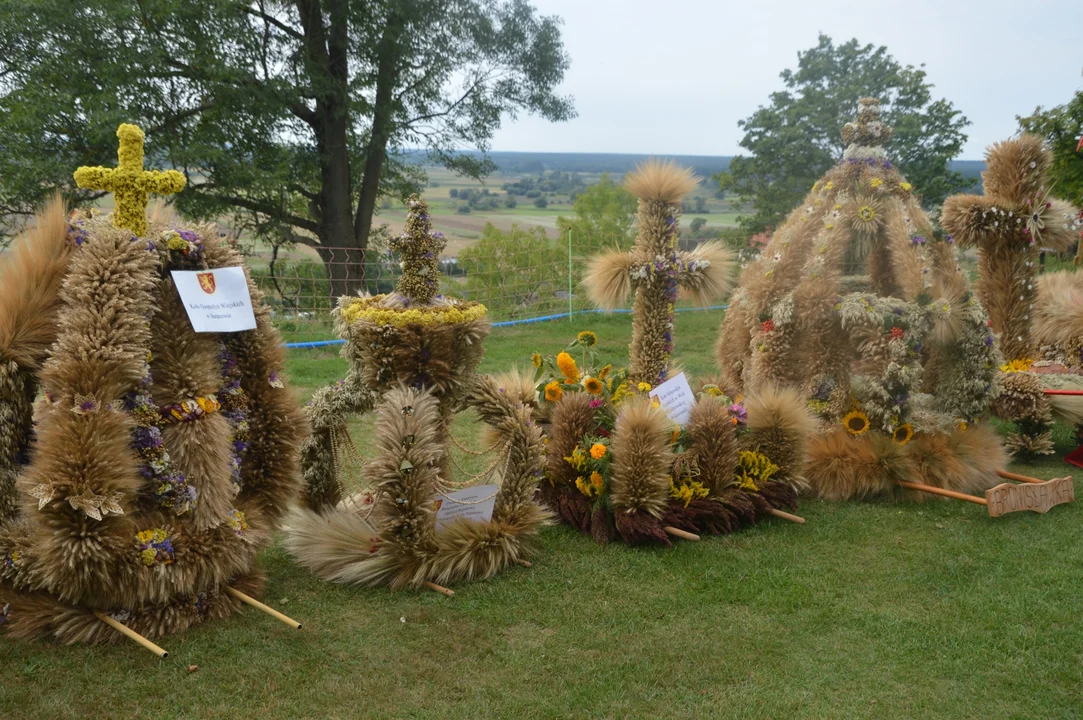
[{"xmin": 556, "ymin": 352, "xmax": 580, "ymax": 383}]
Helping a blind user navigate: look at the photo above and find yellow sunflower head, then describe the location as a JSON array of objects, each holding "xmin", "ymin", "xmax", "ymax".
[
  {"xmin": 544, "ymin": 381, "xmax": 563, "ymax": 403},
  {"xmin": 843, "ymin": 409, "xmax": 870, "ymax": 435},
  {"xmin": 1000, "ymin": 358, "xmax": 1033, "ymax": 374},
  {"xmin": 531, "ymin": 353, "xmax": 542, "ymax": 368},
  {"xmin": 598, "ymin": 364, "xmax": 612, "ymax": 379},
  {"xmin": 583, "ymin": 377, "xmax": 604, "ymax": 395},
  {"xmin": 577, "ymin": 331, "xmax": 598, "ymax": 347},
  {"xmin": 892, "ymin": 423, "xmax": 914, "ymax": 445}
]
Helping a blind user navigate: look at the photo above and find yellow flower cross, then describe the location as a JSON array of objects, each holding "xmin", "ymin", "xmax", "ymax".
[{"xmin": 73, "ymin": 123, "xmax": 186, "ymax": 237}]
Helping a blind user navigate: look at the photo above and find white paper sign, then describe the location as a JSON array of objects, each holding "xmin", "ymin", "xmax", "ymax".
[
  {"xmin": 649, "ymin": 372, "xmax": 696, "ymax": 426},
  {"xmin": 171, "ymin": 267, "xmax": 257, "ymax": 333},
  {"xmin": 434, "ymin": 484, "xmax": 498, "ymax": 531}
]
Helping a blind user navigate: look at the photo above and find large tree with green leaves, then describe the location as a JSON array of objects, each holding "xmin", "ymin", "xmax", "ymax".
[
  {"xmin": 0, "ymin": 0, "xmax": 573, "ymax": 294},
  {"xmin": 718, "ymin": 34, "xmax": 971, "ymax": 233},
  {"xmin": 1018, "ymin": 90, "xmax": 1083, "ymax": 205}
]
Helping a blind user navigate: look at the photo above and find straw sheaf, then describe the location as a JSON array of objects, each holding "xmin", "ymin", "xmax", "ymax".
[
  {"xmin": 546, "ymin": 392, "xmax": 598, "ymax": 488},
  {"xmin": 624, "ymin": 159, "xmax": 699, "ymax": 203},
  {"xmin": 685, "ymin": 398, "xmax": 739, "ymax": 494},
  {"xmin": 678, "ymin": 241, "xmax": 735, "ymax": 306},
  {"xmin": 1035, "ymin": 271, "xmax": 1083, "ymax": 349},
  {"xmin": 583, "ymin": 249, "xmax": 636, "ymax": 311},
  {"xmin": 743, "ymin": 384, "xmax": 815, "ymax": 487},
  {"xmin": 0, "ymin": 195, "xmax": 73, "ymax": 369},
  {"xmin": 982, "ymin": 134, "xmax": 1048, "ymax": 206},
  {"xmin": 607, "ymin": 395, "xmax": 671, "ymax": 517},
  {"xmin": 901, "ymin": 425, "xmax": 1005, "ymax": 498},
  {"xmin": 805, "ymin": 429, "xmax": 916, "ymax": 500}
]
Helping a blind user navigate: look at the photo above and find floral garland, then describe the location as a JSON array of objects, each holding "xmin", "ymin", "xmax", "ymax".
[
  {"xmin": 136, "ymin": 528, "xmax": 175, "ymax": 567},
  {"xmin": 126, "ymin": 357, "xmax": 197, "ymax": 515},
  {"xmin": 218, "ymin": 345, "xmax": 250, "ymax": 488},
  {"xmin": 339, "ymin": 296, "xmax": 487, "ymax": 329}
]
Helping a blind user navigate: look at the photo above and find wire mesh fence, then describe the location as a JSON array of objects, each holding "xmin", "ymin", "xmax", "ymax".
[{"xmin": 246, "ymin": 230, "xmax": 736, "ymax": 346}]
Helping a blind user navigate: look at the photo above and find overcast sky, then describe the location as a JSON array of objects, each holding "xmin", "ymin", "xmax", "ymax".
[{"xmin": 488, "ymin": 0, "xmax": 1083, "ymax": 160}]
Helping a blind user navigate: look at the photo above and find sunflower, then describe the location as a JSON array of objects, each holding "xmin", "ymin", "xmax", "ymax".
[
  {"xmin": 577, "ymin": 330, "xmax": 598, "ymax": 347},
  {"xmin": 843, "ymin": 409, "xmax": 870, "ymax": 435},
  {"xmin": 583, "ymin": 376, "xmax": 604, "ymax": 395},
  {"xmin": 589, "ymin": 442, "xmax": 608, "ymax": 460},
  {"xmin": 544, "ymin": 381, "xmax": 563, "ymax": 403},
  {"xmin": 531, "ymin": 353, "xmax": 542, "ymax": 368},
  {"xmin": 1000, "ymin": 358, "xmax": 1033, "ymax": 374},
  {"xmin": 892, "ymin": 423, "xmax": 914, "ymax": 445},
  {"xmin": 598, "ymin": 364, "xmax": 612, "ymax": 379},
  {"xmin": 556, "ymin": 351, "xmax": 580, "ymax": 382}
]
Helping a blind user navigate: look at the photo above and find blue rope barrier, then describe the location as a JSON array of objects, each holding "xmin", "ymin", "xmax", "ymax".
[{"xmin": 284, "ymin": 304, "xmax": 728, "ymax": 349}]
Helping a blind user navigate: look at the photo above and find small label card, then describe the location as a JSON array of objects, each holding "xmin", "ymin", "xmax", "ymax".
[
  {"xmin": 171, "ymin": 267, "xmax": 256, "ymax": 333},
  {"xmin": 649, "ymin": 372, "xmax": 696, "ymax": 426},
  {"xmin": 434, "ymin": 485, "xmax": 498, "ymax": 531}
]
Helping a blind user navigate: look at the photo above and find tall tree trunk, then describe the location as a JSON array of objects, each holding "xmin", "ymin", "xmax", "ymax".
[
  {"xmin": 353, "ymin": 9, "xmax": 404, "ymax": 267},
  {"xmin": 298, "ymin": 0, "xmax": 366, "ymax": 299}
]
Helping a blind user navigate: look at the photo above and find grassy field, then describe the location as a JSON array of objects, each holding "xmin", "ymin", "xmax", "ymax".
[{"xmin": 4, "ymin": 310, "xmax": 1083, "ymax": 719}]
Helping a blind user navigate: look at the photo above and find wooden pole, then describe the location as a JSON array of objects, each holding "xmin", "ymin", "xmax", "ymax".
[
  {"xmin": 663, "ymin": 526, "xmax": 700, "ymax": 541},
  {"xmin": 896, "ymin": 480, "xmax": 988, "ymax": 506},
  {"xmin": 224, "ymin": 587, "xmax": 302, "ymax": 630},
  {"xmin": 424, "ymin": 581, "xmax": 455, "ymax": 596},
  {"xmin": 93, "ymin": 611, "xmax": 169, "ymax": 658},
  {"xmin": 767, "ymin": 507, "xmax": 806, "ymax": 525},
  {"xmin": 996, "ymin": 469, "xmax": 1044, "ymax": 484}
]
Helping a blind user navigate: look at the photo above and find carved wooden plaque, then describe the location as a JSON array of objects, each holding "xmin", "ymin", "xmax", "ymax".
[{"xmin": 985, "ymin": 476, "xmax": 1074, "ymax": 517}]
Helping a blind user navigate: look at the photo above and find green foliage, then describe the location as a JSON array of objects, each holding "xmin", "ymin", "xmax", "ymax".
[
  {"xmin": 0, "ymin": 0, "xmax": 573, "ymax": 278},
  {"xmin": 719, "ymin": 34, "xmax": 972, "ymax": 233},
  {"xmin": 1018, "ymin": 90, "xmax": 1083, "ymax": 204},
  {"xmin": 556, "ymin": 172, "xmax": 638, "ymax": 255},
  {"xmin": 458, "ymin": 223, "xmax": 565, "ymax": 319}
]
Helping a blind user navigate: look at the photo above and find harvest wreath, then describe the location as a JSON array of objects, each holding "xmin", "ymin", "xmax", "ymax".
[
  {"xmin": 286, "ymin": 195, "xmax": 549, "ymax": 592},
  {"xmin": 0, "ymin": 126, "xmax": 305, "ymax": 649}
]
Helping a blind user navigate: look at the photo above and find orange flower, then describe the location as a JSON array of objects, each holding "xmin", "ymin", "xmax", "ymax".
[
  {"xmin": 590, "ymin": 471, "xmax": 604, "ymax": 489},
  {"xmin": 556, "ymin": 351, "xmax": 580, "ymax": 382},
  {"xmin": 544, "ymin": 381, "xmax": 563, "ymax": 403},
  {"xmin": 589, "ymin": 443, "xmax": 607, "ymax": 460}
]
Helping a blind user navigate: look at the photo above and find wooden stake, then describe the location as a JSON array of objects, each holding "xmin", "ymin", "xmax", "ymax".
[
  {"xmin": 424, "ymin": 581, "xmax": 455, "ymax": 596},
  {"xmin": 662, "ymin": 526, "xmax": 700, "ymax": 541},
  {"xmin": 513, "ymin": 559, "xmax": 533, "ymax": 568},
  {"xmin": 996, "ymin": 469, "xmax": 1043, "ymax": 484},
  {"xmin": 767, "ymin": 507, "xmax": 806, "ymax": 525},
  {"xmin": 896, "ymin": 480, "xmax": 988, "ymax": 506},
  {"xmin": 224, "ymin": 587, "xmax": 302, "ymax": 630},
  {"xmin": 93, "ymin": 611, "xmax": 168, "ymax": 658}
]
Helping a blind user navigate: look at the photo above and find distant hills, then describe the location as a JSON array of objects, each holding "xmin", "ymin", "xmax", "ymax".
[{"xmin": 407, "ymin": 149, "xmax": 986, "ymax": 189}]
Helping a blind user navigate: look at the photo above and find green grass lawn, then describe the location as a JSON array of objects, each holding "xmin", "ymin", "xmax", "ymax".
[{"xmin": 4, "ymin": 310, "xmax": 1083, "ymax": 719}]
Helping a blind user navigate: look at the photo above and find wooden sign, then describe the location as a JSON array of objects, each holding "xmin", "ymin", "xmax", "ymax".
[{"xmin": 985, "ymin": 476, "xmax": 1074, "ymax": 518}]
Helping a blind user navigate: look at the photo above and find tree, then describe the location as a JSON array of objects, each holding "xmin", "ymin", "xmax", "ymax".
[
  {"xmin": 718, "ymin": 34, "xmax": 971, "ymax": 233},
  {"xmin": 458, "ymin": 222, "xmax": 564, "ymax": 316},
  {"xmin": 1018, "ymin": 90, "xmax": 1083, "ymax": 204},
  {"xmin": 689, "ymin": 217, "xmax": 706, "ymax": 234},
  {"xmin": 555, "ymin": 172, "xmax": 638, "ymax": 254},
  {"xmin": 533, "ymin": 195, "xmax": 548, "ymax": 209},
  {"xmin": 0, "ymin": 0, "xmax": 574, "ymax": 296}
]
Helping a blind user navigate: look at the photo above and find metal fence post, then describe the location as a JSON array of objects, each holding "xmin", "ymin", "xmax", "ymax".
[{"xmin": 567, "ymin": 228, "xmax": 573, "ymax": 322}]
